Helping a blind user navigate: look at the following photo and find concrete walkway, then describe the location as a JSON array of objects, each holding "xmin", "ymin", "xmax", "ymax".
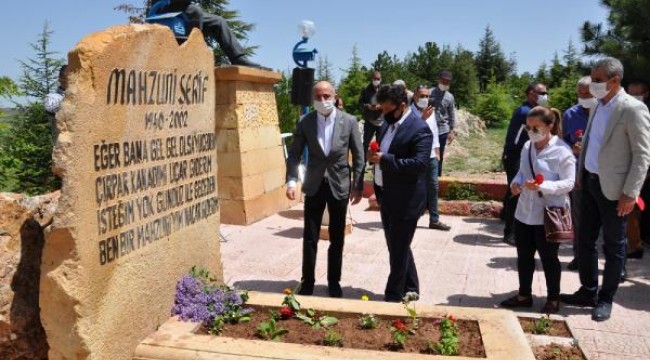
[{"xmin": 220, "ymin": 202, "xmax": 650, "ymax": 360}]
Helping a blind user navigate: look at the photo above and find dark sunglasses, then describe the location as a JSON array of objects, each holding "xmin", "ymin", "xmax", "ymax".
[
  {"xmin": 525, "ymin": 125, "xmax": 545, "ymax": 133},
  {"xmin": 536, "ymin": 91, "xmax": 548, "ymax": 96}
]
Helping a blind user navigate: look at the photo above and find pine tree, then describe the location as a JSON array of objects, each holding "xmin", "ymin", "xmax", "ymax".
[
  {"xmin": 405, "ymin": 41, "xmax": 441, "ymax": 84},
  {"xmin": 475, "ymin": 25, "xmax": 514, "ymax": 91},
  {"xmin": 581, "ymin": 0, "xmax": 650, "ymax": 81},
  {"xmin": 115, "ymin": 0, "xmax": 257, "ymax": 64},
  {"xmin": 316, "ymin": 56, "xmax": 335, "ymax": 85},
  {"xmin": 549, "ymin": 52, "xmax": 565, "ymax": 88},
  {"xmin": 19, "ymin": 22, "xmax": 63, "ymax": 99},
  {"xmin": 449, "ymin": 46, "xmax": 479, "ymax": 108},
  {"xmin": 337, "ymin": 45, "xmax": 370, "ymax": 118},
  {"xmin": 0, "ymin": 24, "xmax": 62, "ymax": 194}
]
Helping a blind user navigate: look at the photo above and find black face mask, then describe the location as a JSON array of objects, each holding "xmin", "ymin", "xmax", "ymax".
[{"xmin": 384, "ymin": 107, "xmax": 403, "ymax": 125}]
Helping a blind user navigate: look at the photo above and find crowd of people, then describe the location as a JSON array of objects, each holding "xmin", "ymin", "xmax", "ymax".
[{"xmin": 284, "ymin": 56, "xmax": 650, "ymax": 323}]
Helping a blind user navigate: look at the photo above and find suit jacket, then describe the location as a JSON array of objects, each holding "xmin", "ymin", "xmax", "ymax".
[
  {"xmin": 286, "ymin": 110, "xmax": 364, "ymax": 200},
  {"xmin": 377, "ymin": 111, "xmax": 433, "ymax": 219},
  {"xmin": 578, "ymin": 92, "xmax": 650, "ymax": 200}
]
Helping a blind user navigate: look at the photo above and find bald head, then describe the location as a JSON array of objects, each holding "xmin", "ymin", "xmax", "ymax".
[{"xmin": 313, "ymin": 81, "xmax": 335, "ymax": 102}]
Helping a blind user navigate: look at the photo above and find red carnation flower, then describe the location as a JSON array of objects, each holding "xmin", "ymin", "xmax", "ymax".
[
  {"xmin": 392, "ymin": 319, "xmax": 407, "ymax": 331},
  {"xmin": 279, "ymin": 306, "xmax": 294, "ymax": 319},
  {"xmin": 448, "ymin": 314, "xmax": 457, "ymax": 323},
  {"xmin": 369, "ymin": 141, "xmax": 380, "ymax": 152},
  {"xmin": 574, "ymin": 129, "xmax": 584, "ymax": 138},
  {"xmin": 535, "ymin": 174, "xmax": 545, "ymax": 185},
  {"xmin": 637, "ymin": 197, "xmax": 646, "ymax": 211}
]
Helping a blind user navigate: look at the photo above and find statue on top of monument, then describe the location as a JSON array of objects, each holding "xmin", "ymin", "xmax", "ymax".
[{"xmin": 149, "ymin": 0, "xmax": 262, "ymax": 68}]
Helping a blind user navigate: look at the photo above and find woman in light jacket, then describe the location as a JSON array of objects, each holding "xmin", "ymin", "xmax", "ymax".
[{"xmin": 500, "ymin": 106, "xmax": 576, "ymax": 314}]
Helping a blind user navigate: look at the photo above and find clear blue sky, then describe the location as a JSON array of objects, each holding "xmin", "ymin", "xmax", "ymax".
[{"xmin": 1, "ymin": 0, "xmax": 608, "ymax": 91}]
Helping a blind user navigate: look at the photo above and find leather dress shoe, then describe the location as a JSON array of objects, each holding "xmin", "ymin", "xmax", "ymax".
[
  {"xmin": 541, "ymin": 300, "xmax": 560, "ymax": 314},
  {"xmin": 620, "ymin": 267, "xmax": 627, "ymax": 283},
  {"xmin": 627, "ymin": 248, "xmax": 644, "ymax": 259},
  {"xmin": 328, "ymin": 283, "xmax": 342, "ymax": 298},
  {"xmin": 500, "ymin": 295, "xmax": 533, "ymax": 308},
  {"xmin": 567, "ymin": 258, "xmax": 579, "ymax": 271},
  {"xmin": 429, "ymin": 221, "xmax": 451, "ymax": 231},
  {"xmin": 297, "ymin": 282, "xmax": 314, "ymax": 296},
  {"xmin": 559, "ymin": 289, "xmax": 597, "ymax": 307},
  {"xmin": 592, "ymin": 301, "xmax": 612, "ymax": 322}
]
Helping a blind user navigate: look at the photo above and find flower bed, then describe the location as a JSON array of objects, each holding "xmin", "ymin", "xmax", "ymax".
[
  {"xmin": 134, "ymin": 271, "xmax": 536, "ymax": 360},
  {"xmin": 518, "ymin": 317, "xmax": 572, "ymax": 337}
]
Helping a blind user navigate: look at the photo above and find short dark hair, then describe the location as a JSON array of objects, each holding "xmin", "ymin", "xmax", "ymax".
[
  {"xmin": 525, "ymin": 82, "xmax": 542, "ymax": 96},
  {"xmin": 376, "ymin": 84, "xmax": 408, "ymax": 106},
  {"xmin": 438, "ymin": 70, "xmax": 453, "ymax": 81}
]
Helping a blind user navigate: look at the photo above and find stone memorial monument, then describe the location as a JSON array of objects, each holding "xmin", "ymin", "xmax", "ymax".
[{"xmin": 40, "ymin": 25, "xmax": 221, "ymax": 360}]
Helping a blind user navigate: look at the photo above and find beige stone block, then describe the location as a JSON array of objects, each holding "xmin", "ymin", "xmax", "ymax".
[
  {"xmin": 213, "ymin": 66, "xmax": 282, "ymax": 85},
  {"xmin": 40, "ymin": 25, "xmax": 221, "ymax": 360},
  {"xmin": 263, "ymin": 167, "xmax": 285, "ymax": 193},
  {"xmin": 214, "ymin": 104, "xmax": 239, "ymax": 130},
  {"xmin": 257, "ymin": 125, "xmax": 282, "ymax": 149},
  {"xmin": 220, "ymin": 187, "xmax": 292, "ymax": 225},
  {"xmin": 215, "ymin": 129, "xmax": 240, "ymax": 153},
  {"xmin": 217, "ymin": 152, "xmax": 243, "ymax": 177}
]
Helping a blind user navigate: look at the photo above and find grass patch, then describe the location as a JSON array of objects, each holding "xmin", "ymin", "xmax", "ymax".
[
  {"xmin": 445, "ymin": 125, "xmax": 507, "ymax": 176},
  {"xmin": 441, "ymin": 182, "xmax": 487, "ymax": 201}
]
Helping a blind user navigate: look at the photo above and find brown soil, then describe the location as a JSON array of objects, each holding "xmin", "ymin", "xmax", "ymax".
[
  {"xmin": 533, "ymin": 343, "xmax": 586, "ymax": 360},
  {"xmin": 207, "ymin": 306, "xmax": 486, "ymax": 357},
  {"xmin": 519, "ymin": 317, "xmax": 572, "ymax": 337}
]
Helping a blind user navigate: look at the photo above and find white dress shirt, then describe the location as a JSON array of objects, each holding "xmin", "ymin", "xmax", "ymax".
[
  {"xmin": 585, "ymin": 90, "xmax": 623, "ymax": 174},
  {"xmin": 287, "ymin": 109, "xmax": 337, "ymax": 189},
  {"xmin": 410, "ymin": 104, "xmax": 440, "ymax": 158},
  {"xmin": 512, "ymin": 136, "xmax": 576, "ymax": 226},
  {"xmin": 374, "ymin": 108, "xmax": 411, "ymax": 187}
]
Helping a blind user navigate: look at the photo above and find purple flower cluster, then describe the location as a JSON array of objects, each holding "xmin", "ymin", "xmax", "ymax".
[{"xmin": 171, "ymin": 274, "xmax": 250, "ymax": 328}]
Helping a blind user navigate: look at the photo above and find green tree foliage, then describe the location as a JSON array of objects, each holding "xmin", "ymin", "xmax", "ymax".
[
  {"xmin": 405, "ymin": 42, "xmax": 441, "ymax": 84},
  {"xmin": 316, "ymin": 56, "xmax": 335, "ymax": 85},
  {"xmin": 115, "ymin": 0, "xmax": 257, "ymax": 64},
  {"xmin": 337, "ymin": 45, "xmax": 370, "ymax": 118},
  {"xmin": 549, "ymin": 74, "xmax": 581, "ymax": 113},
  {"xmin": 581, "ymin": 0, "xmax": 650, "ymax": 82},
  {"xmin": 274, "ymin": 71, "xmax": 300, "ymax": 135},
  {"xmin": 0, "ymin": 77, "xmax": 19, "ymax": 98},
  {"xmin": 475, "ymin": 25, "xmax": 515, "ymax": 91},
  {"xmin": 471, "ymin": 79, "xmax": 514, "ymax": 128},
  {"xmin": 448, "ymin": 46, "xmax": 480, "ymax": 108},
  {"xmin": 19, "ymin": 23, "xmax": 63, "ymax": 99},
  {"xmin": 0, "ymin": 24, "xmax": 61, "ymax": 194}
]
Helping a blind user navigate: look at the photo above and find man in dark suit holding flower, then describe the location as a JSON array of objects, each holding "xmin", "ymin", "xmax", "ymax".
[
  {"xmin": 367, "ymin": 85, "xmax": 433, "ymax": 302},
  {"xmin": 285, "ymin": 81, "xmax": 364, "ymax": 298}
]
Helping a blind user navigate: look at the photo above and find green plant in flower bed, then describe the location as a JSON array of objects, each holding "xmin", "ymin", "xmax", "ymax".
[
  {"xmin": 426, "ymin": 315, "xmax": 460, "ymax": 356},
  {"xmin": 256, "ymin": 313, "xmax": 288, "ymax": 341},
  {"xmin": 171, "ymin": 268, "xmax": 253, "ymax": 335},
  {"xmin": 358, "ymin": 313, "xmax": 379, "ymax": 329},
  {"xmin": 296, "ymin": 308, "xmax": 339, "ymax": 329},
  {"xmin": 534, "ymin": 315, "xmax": 552, "ymax": 335},
  {"xmin": 323, "ymin": 329, "xmax": 343, "ymax": 347},
  {"xmin": 389, "ymin": 318, "xmax": 414, "ymax": 349},
  {"xmin": 403, "ymin": 292, "xmax": 420, "ymax": 329},
  {"xmin": 443, "ymin": 182, "xmax": 487, "ymax": 201}
]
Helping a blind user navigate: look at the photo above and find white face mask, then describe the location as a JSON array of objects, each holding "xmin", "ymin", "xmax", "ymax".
[
  {"xmin": 578, "ymin": 97, "xmax": 598, "ymax": 109},
  {"xmin": 438, "ymin": 84, "xmax": 450, "ymax": 92},
  {"xmin": 536, "ymin": 94, "xmax": 549, "ymax": 106},
  {"xmin": 416, "ymin": 97, "xmax": 429, "ymax": 109},
  {"xmin": 528, "ymin": 130, "xmax": 547, "ymax": 144},
  {"xmin": 633, "ymin": 95, "xmax": 646, "ymax": 102},
  {"xmin": 314, "ymin": 99, "xmax": 335, "ymax": 116},
  {"xmin": 589, "ymin": 81, "xmax": 609, "ymax": 99},
  {"xmin": 372, "ymin": 80, "xmax": 381, "ymax": 87}
]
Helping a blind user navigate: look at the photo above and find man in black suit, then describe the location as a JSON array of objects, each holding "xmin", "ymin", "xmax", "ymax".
[
  {"xmin": 286, "ymin": 81, "xmax": 364, "ymax": 297},
  {"xmin": 367, "ymin": 85, "xmax": 433, "ymax": 302},
  {"xmin": 150, "ymin": 0, "xmax": 260, "ymax": 67}
]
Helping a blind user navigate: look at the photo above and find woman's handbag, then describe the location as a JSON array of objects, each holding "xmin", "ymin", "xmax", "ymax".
[{"xmin": 528, "ymin": 146, "xmax": 574, "ymax": 243}]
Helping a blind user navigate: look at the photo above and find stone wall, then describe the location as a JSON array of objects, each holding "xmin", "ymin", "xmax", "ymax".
[{"xmin": 0, "ymin": 192, "xmax": 58, "ymax": 359}]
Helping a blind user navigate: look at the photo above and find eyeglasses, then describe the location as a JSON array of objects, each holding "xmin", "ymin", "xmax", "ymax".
[
  {"xmin": 372, "ymin": 78, "xmax": 381, "ymax": 81},
  {"xmin": 525, "ymin": 125, "xmax": 545, "ymax": 133},
  {"xmin": 536, "ymin": 91, "xmax": 548, "ymax": 96}
]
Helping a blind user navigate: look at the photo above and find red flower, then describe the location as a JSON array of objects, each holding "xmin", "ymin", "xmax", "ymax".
[
  {"xmin": 279, "ymin": 306, "xmax": 294, "ymax": 319},
  {"xmin": 535, "ymin": 174, "xmax": 545, "ymax": 185},
  {"xmin": 369, "ymin": 141, "xmax": 380, "ymax": 152},
  {"xmin": 448, "ymin": 314, "xmax": 457, "ymax": 323},
  {"xmin": 574, "ymin": 129, "xmax": 584, "ymax": 138},
  {"xmin": 637, "ymin": 197, "xmax": 646, "ymax": 211},
  {"xmin": 392, "ymin": 319, "xmax": 407, "ymax": 331}
]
